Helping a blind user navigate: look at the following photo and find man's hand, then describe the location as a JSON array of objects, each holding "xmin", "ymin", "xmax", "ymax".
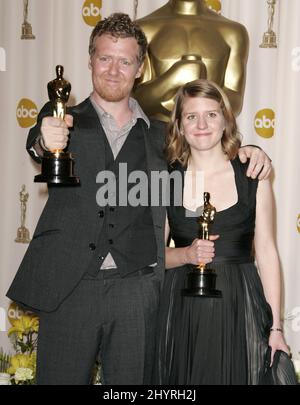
[
  {"xmin": 40, "ymin": 114, "xmax": 73, "ymax": 151},
  {"xmin": 238, "ymin": 146, "xmax": 272, "ymax": 180}
]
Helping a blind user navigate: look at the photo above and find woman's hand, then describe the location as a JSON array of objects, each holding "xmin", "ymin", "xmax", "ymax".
[
  {"xmin": 184, "ymin": 235, "xmax": 219, "ymax": 266},
  {"xmin": 268, "ymin": 331, "xmax": 290, "ymax": 366}
]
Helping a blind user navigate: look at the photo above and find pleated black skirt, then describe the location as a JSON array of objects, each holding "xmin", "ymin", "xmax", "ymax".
[{"xmin": 154, "ymin": 263, "xmax": 297, "ymax": 385}]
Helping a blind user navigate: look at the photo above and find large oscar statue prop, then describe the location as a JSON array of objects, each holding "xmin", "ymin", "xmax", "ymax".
[
  {"xmin": 34, "ymin": 65, "xmax": 79, "ymax": 184},
  {"xmin": 134, "ymin": 0, "xmax": 249, "ymax": 120},
  {"xmin": 183, "ymin": 192, "xmax": 222, "ymax": 298}
]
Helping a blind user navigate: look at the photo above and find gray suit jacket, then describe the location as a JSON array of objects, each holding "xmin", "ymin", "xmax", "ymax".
[{"xmin": 7, "ymin": 98, "xmax": 167, "ymax": 312}]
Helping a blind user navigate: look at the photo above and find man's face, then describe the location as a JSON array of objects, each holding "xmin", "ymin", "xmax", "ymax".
[{"xmin": 89, "ymin": 34, "xmax": 143, "ymax": 103}]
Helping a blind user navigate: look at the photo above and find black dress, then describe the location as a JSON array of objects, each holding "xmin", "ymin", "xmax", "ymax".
[{"xmin": 155, "ymin": 158, "xmax": 297, "ymax": 385}]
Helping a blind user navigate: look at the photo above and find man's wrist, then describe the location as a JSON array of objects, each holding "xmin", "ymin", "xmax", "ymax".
[
  {"xmin": 36, "ymin": 134, "xmax": 48, "ymax": 151},
  {"xmin": 32, "ymin": 134, "xmax": 47, "ymax": 157}
]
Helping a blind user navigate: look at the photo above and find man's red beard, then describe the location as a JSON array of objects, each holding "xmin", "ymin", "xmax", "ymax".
[
  {"xmin": 95, "ymin": 77, "xmax": 134, "ymax": 102},
  {"xmin": 97, "ymin": 87, "xmax": 127, "ymax": 102}
]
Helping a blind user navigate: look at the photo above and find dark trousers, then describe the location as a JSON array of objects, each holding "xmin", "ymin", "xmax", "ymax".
[{"xmin": 36, "ymin": 268, "xmax": 160, "ymax": 385}]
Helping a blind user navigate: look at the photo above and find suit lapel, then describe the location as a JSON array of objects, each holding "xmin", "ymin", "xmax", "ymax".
[
  {"xmin": 72, "ymin": 98, "xmax": 106, "ymax": 181},
  {"xmin": 142, "ymin": 122, "xmax": 167, "ymax": 236}
]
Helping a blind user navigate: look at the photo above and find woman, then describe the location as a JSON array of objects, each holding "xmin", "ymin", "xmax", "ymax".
[{"xmin": 155, "ymin": 79, "xmax": 297, "ymax": 384}]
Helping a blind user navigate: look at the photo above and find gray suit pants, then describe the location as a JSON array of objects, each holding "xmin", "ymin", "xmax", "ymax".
[{"xmin": 36, "ymin": 268, "xmax": 160, "ymax": 385}]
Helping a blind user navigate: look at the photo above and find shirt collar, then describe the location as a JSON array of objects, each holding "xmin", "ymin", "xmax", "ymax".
[{"xmin": 90, "ymin": 95, "xmax": 150, "ymax": 129}]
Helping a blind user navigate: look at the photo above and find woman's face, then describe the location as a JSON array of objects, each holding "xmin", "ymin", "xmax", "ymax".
[{"xmin": 181, "ymin": 96, "xmax": 226, "ymax": 154}]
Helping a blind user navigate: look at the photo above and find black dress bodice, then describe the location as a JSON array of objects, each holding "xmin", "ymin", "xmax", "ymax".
[{"xmin": 167, "ymin": 157, "xmax": 258, "ymax": 261}]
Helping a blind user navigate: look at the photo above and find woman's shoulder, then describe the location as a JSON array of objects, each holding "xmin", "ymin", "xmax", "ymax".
[
  {"xmin": 231, "ymin": 157, "xmax": 259, "ymax": 205},
  {"xmin": 168, "ymin": 159, "xmax": 186, "ymax": 173},
  {"xmin": 232, "ymin": 156, "xmax": 258, "ymax": 182}
]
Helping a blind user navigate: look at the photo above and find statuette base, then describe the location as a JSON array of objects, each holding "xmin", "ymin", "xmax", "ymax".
[
  {"xmin": 260, "ymin": 31, "xmax": 277, "ymax": 48},
  {"xmin": 21, "ymin": 22, "xmax": 35, "ymax": 40},
  {"xmin": 182, "ymin": 268, "xmax": 222, "ymax": 298},
  {"xmin": 34, "ymin": 151, "xmax": 79, "ymax": 185},
  {"xmin": 15, "ymin": 227, "xmax": 31, "ymax": 244}
]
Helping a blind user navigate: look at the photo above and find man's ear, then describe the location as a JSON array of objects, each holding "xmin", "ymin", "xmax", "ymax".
[
  {"xmin": 135, "ymin": 62, "xmax": 144, "ymax": 79},
  {"xmin": 88, "ymin": 58, "xmax": 92, "ymax": 70}
]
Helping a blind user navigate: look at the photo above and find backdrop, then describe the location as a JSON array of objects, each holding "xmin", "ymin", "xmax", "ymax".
[{"xmin": 0, "ymin": 0, "xmax": 299, "ymax": 361}]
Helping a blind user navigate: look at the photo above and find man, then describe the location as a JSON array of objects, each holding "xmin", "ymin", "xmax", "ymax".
[
  {"xmin": 134, "ymin": 0, "xmax": 249, "ymax": 121},
  {"xmin": 7, "ymin": 13, "xmax": 270, "ymax": 385}
]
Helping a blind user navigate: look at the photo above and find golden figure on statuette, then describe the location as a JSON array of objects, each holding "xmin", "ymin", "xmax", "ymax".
[
  {"xmin": 260, "ymin": 0, "xmax": 278, "ymax": 48},
  {"xmin": 134, "ymin": 0, "xmax": 249, "ymax": 121},
  {"xmin": 183, "ymin": 192, "xmax": 222, "ymax": 297},
  {"xmin": 15, "ymin": 185, "xmax": 31, "ymax": 244},
  {"xmin": 34, "ymin": 65, "xmax": 79, "ymax": 184},
  {"xmin": 47, "ymin": 65, "xmax": 71, "ymax": 137},
  {"xmin": 197, "ymin": 192, "xmax": 216, "ymax": 271},
  {"xmin": 21, "ymin": 0, "xmax": 35, "ymax": 40}
]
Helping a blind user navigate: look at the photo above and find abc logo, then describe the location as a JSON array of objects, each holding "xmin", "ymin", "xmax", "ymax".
[
  {"xmin": 7, "ymin": 302, "xmax": 32, "ymax": 325},
  {"xmin": 82, "ymin": 0, "xmax": 102, "ymax": 27},
  {"xmin": 254, "ymin": 109, "xmax": 275, "ymax": 138},
  {"xmin": 205, "ymin": 0, "xmax": 222, "ymax": 13},
  {"xmin": 16, "ymin": 98, "xmax": 38, "ymax": 128},
  {"xmin": 297, "ymin": 214, "xmax": 300, "ymax": 233}
]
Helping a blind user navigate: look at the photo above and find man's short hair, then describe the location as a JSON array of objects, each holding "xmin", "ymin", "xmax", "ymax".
[{"xmin": 89, "ymin": 13, "xmax": 148, "ymax": 65}]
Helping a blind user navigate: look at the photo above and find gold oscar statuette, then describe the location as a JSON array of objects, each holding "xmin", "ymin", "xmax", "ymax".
[
  {"xmin": 182, "ymin": 192, "xmax": 222, "ymax": 297},
  {"xmin": 21, "ymin": 0, "xmax": 35, "ymax": 40},
  {"xmin": 15, "ymin": 185, "xmax": 31, "ymax": 244},
  {"xmin": 260, "ymin": 0, "xmax": 278, "ymax": 48},
  {"xmin": 34, "ymin": 65, "xmax": 79, "ymax": 184}
]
